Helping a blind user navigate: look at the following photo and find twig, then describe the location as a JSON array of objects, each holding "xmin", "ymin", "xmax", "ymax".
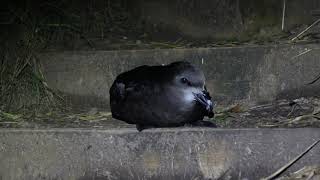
[
  {"xmin": 307, "ymin": 72, "xmax": 320, "ymax": 85},
  {"xmin": 288, "ymin": 114, "xmax": 319, "ymax": 124},
  {"xmin": 282, "ymin": 0, "xmax": 286, "ymax": 31},
  {"xmin": 14, "ymin": 55, "xmax": 32, "ymax": 78},
  {"xmin": 107, "ymin": 0, "xmax": 113, "ymax": 21},
  {"xmin": 291, "ymin": 18, "xmax": 320, "ymax": 41},
  {"xmin": 150, "ymin": 42, "xmax": 182, "ymax": 48},
  {"xmin": 286, "ymin": 103, "xmax": 297, "ymax": 117},
  {"xmin": 305, "ymin": 171, "xmax": 315, "ymax": 180},
  {"xmin": 292, "ymin": 166, "xmax": 308, "ymax": 175},
  {"xmin": 249, "ymin": 100, "xmax": 289, "ymax": 111},
  {"xmin": 291, "ymin": 49, "xmax": 312, "ymax": 59},
  {"xmin": 259, "ymin": 124, "xmax": 279, "ymax": 127},
  {"xmin": 261, "ymin": 139, "xmax": 320, "ymax": 180},
  {"xmin": 217, "ymin": 169, "xmax": 230, "ymax": 180},
  {"xmin": 261, "ymin": 110, "xmax": 320, "ymax": 127},
  {"xmin": 0, "ymin": 122, "xmax": 19, "ymax": 124}
]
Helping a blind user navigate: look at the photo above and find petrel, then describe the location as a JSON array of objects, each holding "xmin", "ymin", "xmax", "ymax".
[{"xmin": 109, "ymin": 61, "xmax": 215, "ymax": 131}]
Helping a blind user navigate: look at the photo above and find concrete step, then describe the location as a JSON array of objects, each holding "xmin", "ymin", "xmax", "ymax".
[
  {"xmin": 39, "ymin": 43, "xmax": 320, "ymax": 110},
  {"xmin": 0, "ymin": 128, "xmax": 319, "ymax": 180}
]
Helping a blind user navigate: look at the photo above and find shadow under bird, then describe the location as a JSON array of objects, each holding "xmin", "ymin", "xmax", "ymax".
[{"xmin": 109, "ymin": 61, "xmax": 215, "ymax": 131}]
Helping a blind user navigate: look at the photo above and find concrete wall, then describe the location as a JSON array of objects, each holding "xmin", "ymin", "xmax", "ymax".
[
  {"xmin": 39, "ymin": 43, "xmax": 320, "ymax": 110},
  {"xmin": 0, "ymin": 128, "xmax": 319, "ymax": 180}
]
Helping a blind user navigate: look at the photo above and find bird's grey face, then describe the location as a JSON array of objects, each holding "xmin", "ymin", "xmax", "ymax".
[
  {"xmin": 172, "ymin": 68, "xmax": 214, "ymax": 117},
  {"xmin": 174, "ymin": 70, "xmax": 205, "ymax": 100}
]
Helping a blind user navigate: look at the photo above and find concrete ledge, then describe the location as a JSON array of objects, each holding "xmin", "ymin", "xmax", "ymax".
[
  {"xmin": 39, "ymin": 43, "xmax": 320, "ymax": 109},
  {"xmin": 0, "ymin": 128, "xmax": 319, "ymax": 180}
]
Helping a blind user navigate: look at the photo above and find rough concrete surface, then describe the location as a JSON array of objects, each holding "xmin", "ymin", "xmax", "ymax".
[
  {"xmin": 39, "ymin": 43, "xmax": 320, "ymax": 110},
  {"xmin": 0, "ymin": 128, "xmax": 319, "ymax": 180}
]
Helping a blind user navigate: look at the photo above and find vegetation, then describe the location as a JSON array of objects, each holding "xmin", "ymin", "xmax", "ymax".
[{"xmin": 0, "ymin": 0, "xmax": 131, "ymax": 113}]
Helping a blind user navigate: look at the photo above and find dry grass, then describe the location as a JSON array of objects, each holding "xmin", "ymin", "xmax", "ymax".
[
  {"xmin": 0, "ymin": 0, "xmax": 133, "ymax": 114},
  {"xmin": 0, "ymin": 32, "xmax": 60, "ymax": 113}
]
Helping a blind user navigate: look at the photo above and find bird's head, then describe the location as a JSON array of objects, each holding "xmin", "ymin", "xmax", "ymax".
[{"xmin": 168, "ymin": 61, "xmax": 215, "ymax": 118}]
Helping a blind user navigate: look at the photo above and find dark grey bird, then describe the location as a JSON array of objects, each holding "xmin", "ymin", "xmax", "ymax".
[{"xmin": 109, "ymin": 61, "xmax": 215, "ymax": 131}]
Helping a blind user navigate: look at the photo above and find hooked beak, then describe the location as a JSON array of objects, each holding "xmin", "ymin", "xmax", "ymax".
[{"xmin": 192, "ymin": 90, "xmax": 215, "ymax": 118}]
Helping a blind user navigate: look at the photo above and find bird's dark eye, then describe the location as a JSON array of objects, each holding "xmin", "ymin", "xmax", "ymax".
[
  {"xmin": 181, "ymin": 77, "xmax": 191, "ymax": 86},
  {"xmin": 181, "ymin": 77, "xmax": 188, "ymax": 83}
]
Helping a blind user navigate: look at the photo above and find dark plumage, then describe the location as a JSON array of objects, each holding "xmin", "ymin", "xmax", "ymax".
[{"xmin": 109, "ymin": 61, "xmax": 215, "ymax": 131}]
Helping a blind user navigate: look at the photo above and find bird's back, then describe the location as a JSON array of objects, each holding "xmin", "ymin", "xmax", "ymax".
[{"xmin": 110, "ymin": 65, "xmax": 173, "ymax": 125}]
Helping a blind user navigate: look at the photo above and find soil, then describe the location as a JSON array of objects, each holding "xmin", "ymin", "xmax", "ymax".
[
  {"xmin": 215, "ymin": 97, "xmax": 320, "ymax": 128},
  {"xmin": 1, "ymin": 97, "xmax": 319, "ymax": 129}
]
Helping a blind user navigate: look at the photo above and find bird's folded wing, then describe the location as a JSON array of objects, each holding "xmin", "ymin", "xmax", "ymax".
[{"xmin": 110, "ymin": 80, "xmax": 156, "ymax": 102}]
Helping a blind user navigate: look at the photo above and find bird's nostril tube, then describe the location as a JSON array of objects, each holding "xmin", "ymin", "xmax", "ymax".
[{"xmin": 202, "ymin": 90, "xmax": 211, "ymax": 100}]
